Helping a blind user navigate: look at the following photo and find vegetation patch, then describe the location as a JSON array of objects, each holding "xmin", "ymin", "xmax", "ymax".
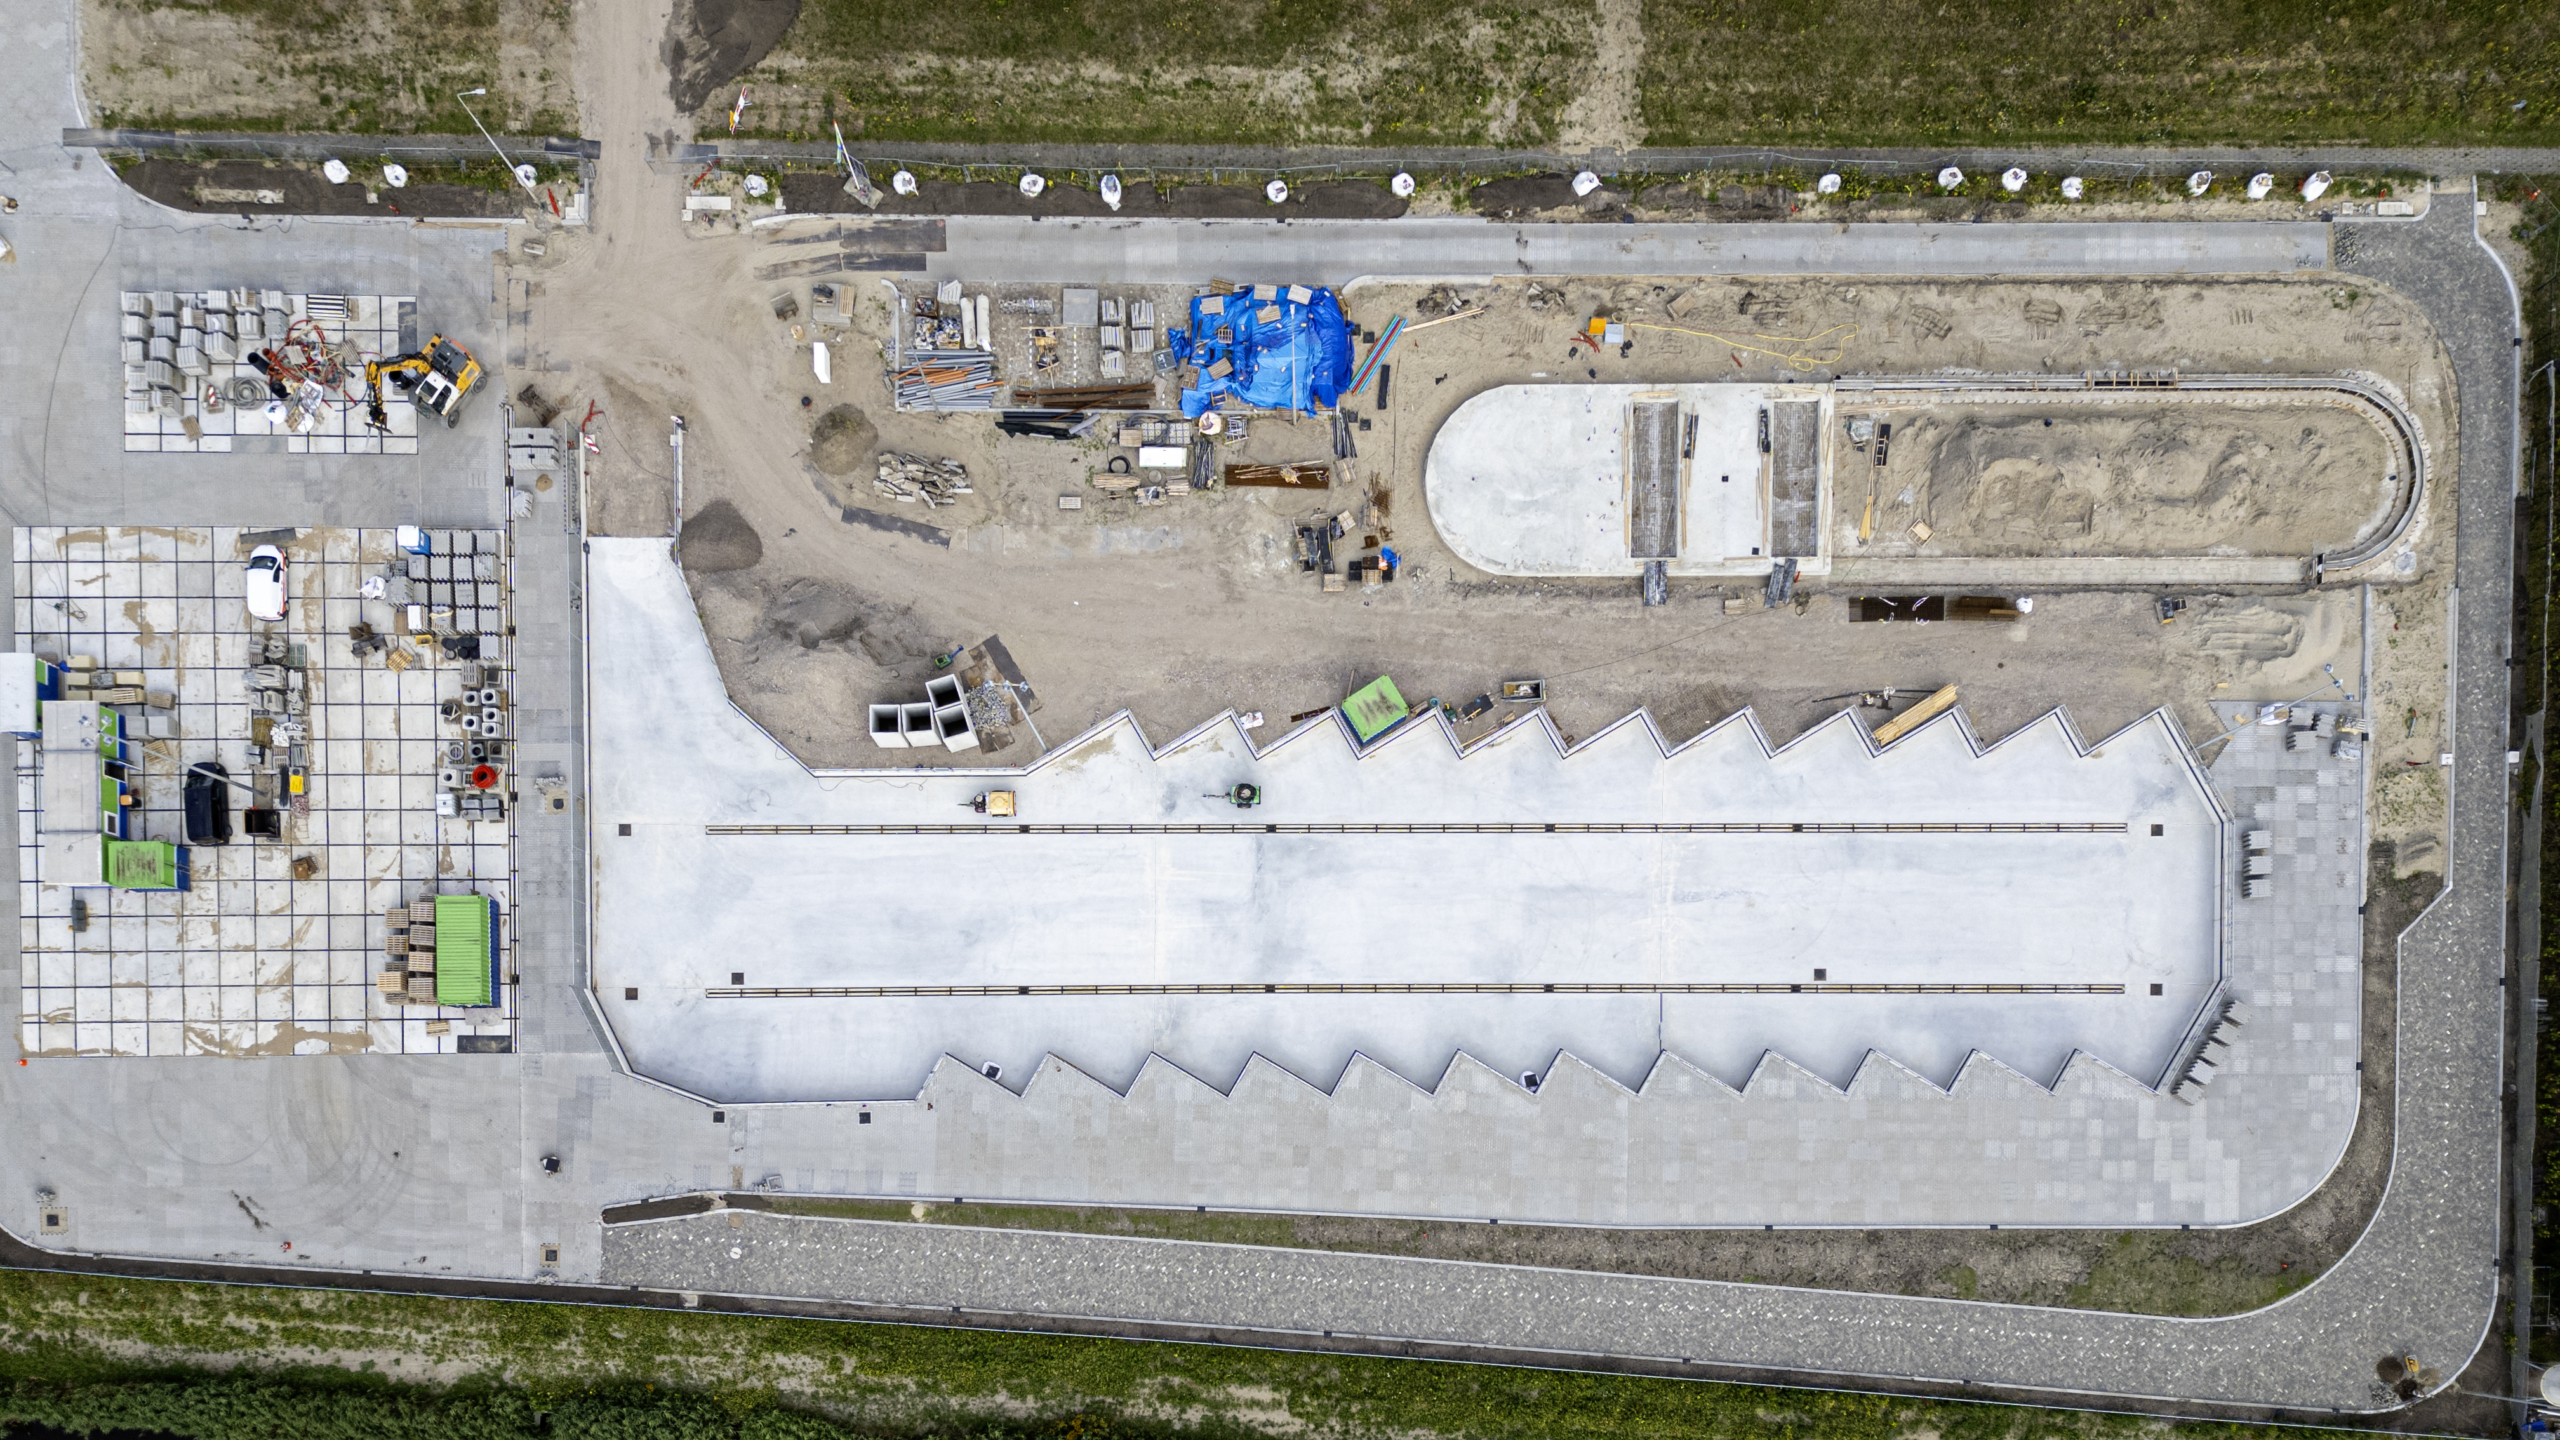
[
  {"xmin": 708, "ymin": 0, "xmax": 1598, "ymax": 145},
  {"xmin": 80, "ymin": 0, "xmax": 576, "ymax": 135},
  {"xmin": 1636, "ymin": 0, "xmax": 2559, "ymax": 147},
  {"xmin": 0, "ymin": 1269, "xmax": 2410, "ymax": 1439}
]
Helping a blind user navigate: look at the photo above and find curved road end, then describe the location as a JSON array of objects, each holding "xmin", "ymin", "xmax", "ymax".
[{"xmin": 601, "ymin": 181, "xmax": 2523, "ymax": 1416}]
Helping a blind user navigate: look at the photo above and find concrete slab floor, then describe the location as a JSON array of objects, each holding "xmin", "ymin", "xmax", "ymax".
[{"xmin": 596, "ymin": 538, "xmax": 2225, "ymax": 1105}]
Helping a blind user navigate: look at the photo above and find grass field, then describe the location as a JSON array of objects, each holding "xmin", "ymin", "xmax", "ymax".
[
  {"xmin": 737, "ymin": 0, "xmax": 2560, "ymax": 149},
  {"xmin": 743, "ymin": 0, "xmax": 1598, "ymax": 147},
  {"xmin": 1639, "ymin": 0, "xmax": 2559, "ymax": 148},
  {"xmin": 81, "ymin": 0, "xmax": 576, "ymax": 136},
  {"xmin": 0, "ymin": 1268, "xmax": 2386, "ymax": 1440}
]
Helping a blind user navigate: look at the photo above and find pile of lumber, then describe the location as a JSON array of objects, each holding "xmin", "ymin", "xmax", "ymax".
[
  {"xmin": 1223, "ymin": 462, "xmax": 1333, "ymax": 489},
  {"xmin": 1010, "ymin": 382, "xmax": 1155, "ymax": 411},
  {"xmin": 875, "ymin": 453, "xmax": 973, "ymax": 506}
]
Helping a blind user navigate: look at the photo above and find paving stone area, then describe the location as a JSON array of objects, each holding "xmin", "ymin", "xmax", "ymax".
[{"xmin": 13, "ymin": 526, "xmax": 515, "ymax": 1057}]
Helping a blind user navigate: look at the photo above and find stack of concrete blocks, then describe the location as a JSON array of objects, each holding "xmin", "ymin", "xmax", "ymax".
[
  {"xmin": 867, "ymin": 674, "xmax": 977, "ymax": 752},
  {"xmin": 2241, "ymin": 827, "xmax": 2274, "ymax": 899},
  {"xmin": 509, "ymin": 428, "xmax": 561, "ymax": 479},
  {"xmin": 2171, "ymin": 996, "xmax": 2250, "ymax": 1104},
  {"xmin": 401, "ymin": 530, "xmax": 505, "ymax": 639},
  {"xmin": 119, "ymin": 290, "xmax": 184, "ymax": 423}
]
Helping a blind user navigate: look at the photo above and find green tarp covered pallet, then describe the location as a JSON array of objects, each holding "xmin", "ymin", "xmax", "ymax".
[
  {"xmin": 433, "ymin": 893, "xmax": 500, "ymax": 1007},
  {"xmin": 1342, "ymin": 675, "xmax": 1409, "ymax": 743}
]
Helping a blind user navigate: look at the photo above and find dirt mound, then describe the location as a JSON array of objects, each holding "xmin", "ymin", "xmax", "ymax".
[
  {"xmin": 807, "ymin": 405, "xmax": 877, "ymax": 476},
  {"xmin": 753, "ymin": 575, "xmax": 931, "ymax": 664},
  {"xmin": 664, "ymin": 0, "xmax": 801, "ymax": 114},
  {"xmin": 679, "ymin": 499, "xmax": 763, "ymax": 574}
]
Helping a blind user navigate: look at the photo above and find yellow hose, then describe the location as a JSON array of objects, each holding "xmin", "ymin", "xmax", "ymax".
[{"xmin": 1621, "ymin": 321, "xmax": 1859, "ymax": 373}]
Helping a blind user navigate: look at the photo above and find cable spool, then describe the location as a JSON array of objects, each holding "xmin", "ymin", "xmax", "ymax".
[{"xmin": 469, "ymin": 765, "xmax": 500, "ymax": 790}]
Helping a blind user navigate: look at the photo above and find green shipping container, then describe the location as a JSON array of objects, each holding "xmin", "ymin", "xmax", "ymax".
[
  {"xmin": 104, "ymin": 839, "xmax": 186, "ymax": 891},
  {"xmin": 433, "ymin": 893, "xmax": 499, "ymax": 1007}
]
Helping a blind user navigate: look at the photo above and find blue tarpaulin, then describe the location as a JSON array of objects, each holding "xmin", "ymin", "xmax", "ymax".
[{"xmin": 1165, "ymin": 285, "xmax": 1353, "ymax": 418}]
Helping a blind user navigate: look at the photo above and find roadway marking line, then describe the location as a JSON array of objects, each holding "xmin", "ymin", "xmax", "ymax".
[
  {"xmin": 703, "ymin": 983, "xmax": 2129, "ymax": 999},
  {"xmin": 704, "ymin": 821, "xmax": 2130, "ymax": 836}
]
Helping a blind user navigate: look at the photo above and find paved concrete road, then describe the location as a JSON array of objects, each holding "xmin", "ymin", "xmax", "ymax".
[{"xmin": 923, "ymin": 217, "xmax": 2329, "ymax": 288}]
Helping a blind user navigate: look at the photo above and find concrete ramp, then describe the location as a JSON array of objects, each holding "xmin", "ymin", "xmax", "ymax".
[
  {"xmin": 1626, "ymin": 398, "xmax": 1681, "ymax": 560},
  {"xmin": 1768, "ymin": 400, "xmax": 1821, "ymax": 558}
]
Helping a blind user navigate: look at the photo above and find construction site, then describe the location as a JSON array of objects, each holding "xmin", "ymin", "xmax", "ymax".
[{"xmin": 0, "ymin": 0, "xmax": 2536, "ymax": 1402}]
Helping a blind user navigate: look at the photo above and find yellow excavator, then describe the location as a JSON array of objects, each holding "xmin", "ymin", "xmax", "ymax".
[{"xmin": 364, "ymin": 335, "xmax": 484, "ymax": 432}]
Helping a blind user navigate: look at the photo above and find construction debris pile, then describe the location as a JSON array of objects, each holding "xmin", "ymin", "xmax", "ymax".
[{"xmin": 874, "ymin": 453, "xmax": 974, "ymax": 506}]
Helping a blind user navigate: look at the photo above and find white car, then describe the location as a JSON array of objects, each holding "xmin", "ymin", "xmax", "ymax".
[{"xmin": 244, "ymin": 545, "xmax": 287, "ymax": 623}]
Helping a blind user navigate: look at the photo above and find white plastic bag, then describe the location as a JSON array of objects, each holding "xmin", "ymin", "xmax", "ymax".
[
  {"xmin": 1817, "ymin": 172, "xmax": 1842, "ymax": 194},
  {"xmin": 1265, "ymin": 179, "xmax": 1289, "ymax": 203},
  {"xmin": 2187, "ymin": 170, "xmax": 2214, "ymax": 196},
  {"xmin": 1937, "ymin": 166, "xmax": 1964, "ymax": 189},
  {"xmin": 2001, "ymin": 167, "xmax": 2027, "ymax": 192},
  {"xmin": 892, "ymin": 169, "xmax": 918, "ymax": 196},
  {"xmin": 1100, "ymin": 175, "xmax": 1122, "ymax": 210},
  {"xmin": 2245, "ymin": 172, "xmax": 2273, "ymax": 200},
  {"xmin": 1390, "ymin": 172, "xmax": 1416, "ymax": 198},
  {"xmin": 1018, "ymin": 173, "xmax": 1046, "ymax": 198},
  {"xmin": 2060, "ymin": 176, "xmax": 2085, "ymax": 200},
  {"xmin": 2300, "ymin": 171, "xmax": 2332, "ymax": 202},
  {"xmin": 1571, "ymin": 170, "xmax": 1603, "ymax": 196}
]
